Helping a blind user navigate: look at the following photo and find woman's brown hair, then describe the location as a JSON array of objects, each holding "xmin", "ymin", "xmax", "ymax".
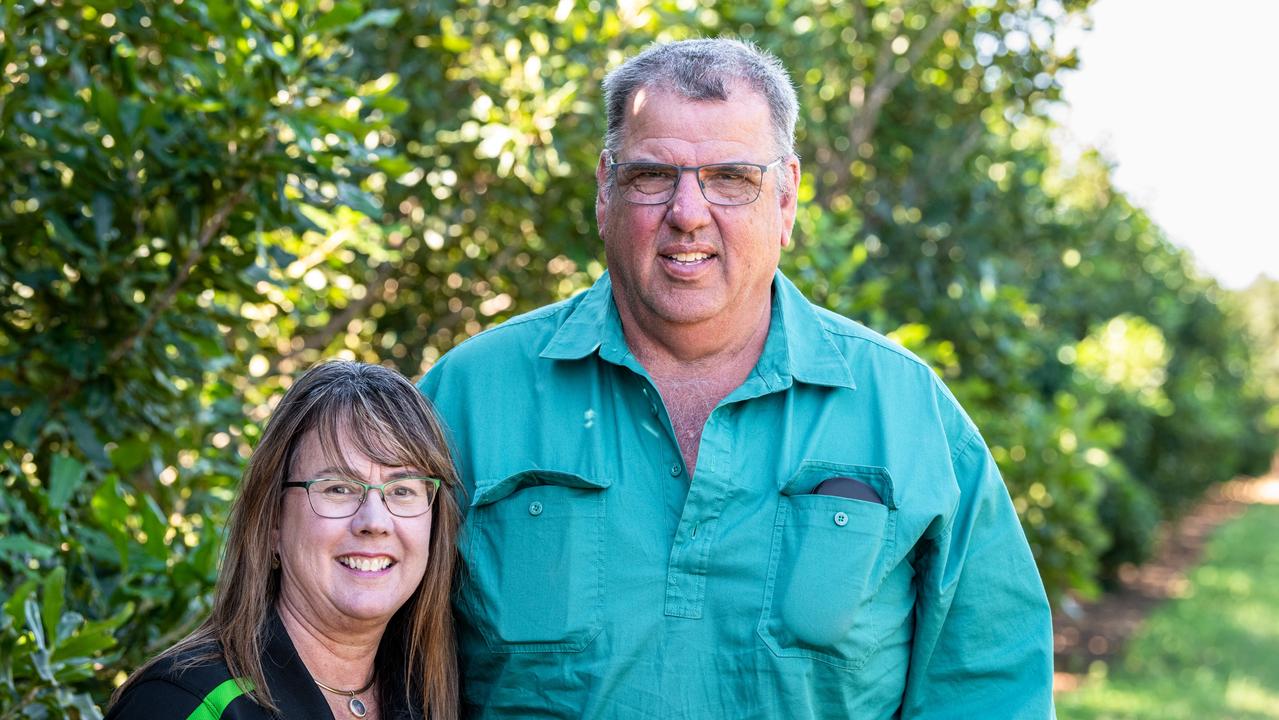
[{"xmin": 111, "ymin": 360, "xmax": 461, "ymax": 718}]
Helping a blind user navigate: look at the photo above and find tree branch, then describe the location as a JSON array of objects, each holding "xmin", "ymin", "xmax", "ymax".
[
  {"xmin": 848, "ymin": 1, "xmax": 963, "ymax": 151},
  {"xmin": 275, "ymin": 261, "xmax": 398, "ymax": 365},
  {"xmin": 106, "ymin": 181, "xmax": 252, "ymax": 364}
]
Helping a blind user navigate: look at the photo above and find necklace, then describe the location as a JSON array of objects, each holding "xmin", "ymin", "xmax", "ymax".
[{"xmin": 313, "ymin": 675, "xmax": 375, "ymax": 718}]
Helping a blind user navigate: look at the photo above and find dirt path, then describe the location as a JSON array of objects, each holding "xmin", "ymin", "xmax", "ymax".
[{"xmin": 1052, "ymin": 462, "xmax": 1279, "ymax": 693}]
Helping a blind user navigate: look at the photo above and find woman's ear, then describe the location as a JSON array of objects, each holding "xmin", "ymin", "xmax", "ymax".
[{"xmin": 272, "ymin": 522, "xmax": 281, "ymax": 567}]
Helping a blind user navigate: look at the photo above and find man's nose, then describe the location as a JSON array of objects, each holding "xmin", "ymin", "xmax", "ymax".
[{"xmin": 665, "ymin": 168, "xmax": 713, "ymax": 233}]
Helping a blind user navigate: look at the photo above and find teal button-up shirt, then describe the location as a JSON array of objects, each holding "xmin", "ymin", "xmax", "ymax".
[{"xmin": 420, "ymin": 271, "xmax": 1054, "ymax": 719}]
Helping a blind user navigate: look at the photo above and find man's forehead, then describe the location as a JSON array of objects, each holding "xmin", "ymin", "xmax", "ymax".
[
  {"xmin": 618, "ymin": 83, "xmax": 771, "ymax": 152},
  {"xmin": 625, "ymin": 82, "xmax": 760, "ymax": 115}
]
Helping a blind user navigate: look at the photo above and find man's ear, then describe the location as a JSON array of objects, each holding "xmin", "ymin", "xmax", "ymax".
[
  {"xmin": 778, "ymin": 156, "xmax": 801, "ymax": 249},
  {"xmin": 595, "ymin": 152, "xmax": 611, "ymax": 234}
]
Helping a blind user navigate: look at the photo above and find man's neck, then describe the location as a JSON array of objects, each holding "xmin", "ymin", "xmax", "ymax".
[
  {"xmin": 618, "ymin": 299, "xmax": 772, "ymax": 378},
  {"xmin": 616, "ymin": 295, "xmax": 773, "ymax": 478}
]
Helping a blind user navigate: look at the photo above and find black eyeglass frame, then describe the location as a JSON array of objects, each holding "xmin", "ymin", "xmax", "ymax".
[
  {"xmin": 608, "ymin": 156, "xmax": 786, "ymax": 206},
  {"xmin": 282, "ymin": 476, "xmax": 442, "ymax": 519}
]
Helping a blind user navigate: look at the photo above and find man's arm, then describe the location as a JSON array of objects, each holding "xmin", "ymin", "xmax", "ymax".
[{"xmin": 901, "ymin": 432, "xmax": 1056, "ymax": 719}]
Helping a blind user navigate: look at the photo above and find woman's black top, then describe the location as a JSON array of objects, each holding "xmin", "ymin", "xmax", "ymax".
[{"xmin": 105, "ymin": 612, "xmax": 422, "ymax": 720}]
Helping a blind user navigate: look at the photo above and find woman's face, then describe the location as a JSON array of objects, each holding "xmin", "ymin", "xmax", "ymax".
[{"xmin": 275, "ymin": 429, "xmax": 434, "ymax": 633}]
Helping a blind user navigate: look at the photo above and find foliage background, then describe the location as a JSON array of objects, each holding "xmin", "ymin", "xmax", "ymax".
[{"xmin": 1, "ymin": 0, "xmax": 1275, "ymax": 716}]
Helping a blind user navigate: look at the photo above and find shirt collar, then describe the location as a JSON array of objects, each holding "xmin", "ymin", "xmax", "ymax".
[
  {"xmin": 763, "ymin": 270, "xmax": 857, "ymax": 391},
  {"xmin": 260, "ymin": 609, "xmax": 423, "ymax": 720},
  {"xmin": 539, "ymin": 270, "xmax": 856, "ymax": 391},
  {"xmin": 539, "ymin": 272, "xmax": 628, "ymax": 363},
  {"xmin": 261, "ymin": 609, "xmax": 335, "ymax": 718}
]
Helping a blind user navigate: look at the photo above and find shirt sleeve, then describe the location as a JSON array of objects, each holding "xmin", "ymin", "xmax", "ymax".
[
  {"xmin": 900, "ymin": 432, "xmax": 1056, "ymax": 719},
  {"xmin": 103, "ymin": 678, "xmax": 207, "ymax": 720}
]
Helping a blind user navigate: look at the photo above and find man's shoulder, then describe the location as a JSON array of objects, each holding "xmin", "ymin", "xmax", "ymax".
[
  {"xmin": 800, "ymin": 299, "xmax": 977, "ymax": 441},
  {"xmin": 428, "ymin": 294, "xmax": 583, "ymax": 371},
  {"xmin": 808, "ymin": 303, "xmax": 938, "ymax": 377}
]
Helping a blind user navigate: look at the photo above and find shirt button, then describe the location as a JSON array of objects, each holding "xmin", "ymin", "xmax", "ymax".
[
  {"xmin": 528, "ymin": 501, "xmax": 543, "ymax": 516},
  {"xmin": 833, "ymin": 511, "xmax": 849, "ymax": 527},
  {"xmin": 669, "ymin": 463, "xmax": 682, "ymax": 477}
]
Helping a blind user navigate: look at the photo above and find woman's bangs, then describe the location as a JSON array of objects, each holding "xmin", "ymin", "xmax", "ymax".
[{"xmin": 341, "ymin": 401, "xmax": 438, "ymax": 477}]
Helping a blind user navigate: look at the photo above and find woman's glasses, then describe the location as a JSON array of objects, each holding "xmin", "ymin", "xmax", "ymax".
[{"xmin": 283, "ymin": 476, "xmax": 441, "ymax": 518}]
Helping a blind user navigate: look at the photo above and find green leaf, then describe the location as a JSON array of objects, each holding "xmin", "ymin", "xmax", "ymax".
[
  {"xmin": 91, "ymin": 84, "xmax": 123, "ymax": 143},
  {"xmin": 41, "ymin": 567, "xmax": 67, "ymax": 650},
  {"xmin": 52, "ymin": 607, "xmax": 127, "ymax": 662},
  {"xmin": 336, "ymin": 182, "xmax": 380, "ymax": 217},
  {"xmin": 0, "ymin": 535, "xmax": 57, "ymax": 560},
  {"xmin": 56, "ymin": 610, "xmax": 85, "ymax": 645},
  {"xmin": 24, "ymin": 595, "xmax": 47, "ymax": 654},
  {"xmin": 43, "ymin": 213, "xmax": 99, "ymax": 262},
  {"xmin": 311, "ymin": 0, "xmax": 363, "ymax": 34},
  {"xmin": 347, "ymin": 8, "xmax": 400, "ymax": 33},
  {"xmin": 9, "ymin": 398, "xmax": 49, "ymax": 446},
  {"xmin": 65, "ymin": 691, "xmax": 104, "ymax": 720},
  {"xmin": 48, "ymin": 454, "xmax": 87, "ymax": 511},
  {"xmin": 266, "ymin": 245, "xmax": 298, "ymax": 268},
  {"xmin": 92, "ymin": 192, "xmax": 114, "ymax": 251},
  {"xmin": 90, "ymin": 477, "xmax": 131, "ymax": 570},
  {"xmin": 375, "ymin": 155, "xmax": 414, "ymax": 177},
  {"xmin": 4, "ymin": 579, "xmax": 38, "ymax": 625},
  {"xmin": 139, "ymin": 494, "xmax": 170, "ymax": 561},
  {"xmin": 108, "ymin": 437, "xmax": 151, "ymax": 473},
  {"xmin": 32, "ymin": 647, "xmax": 55, "ymax": 683},
  {"xmin": 65, "ymin": 411, "xmax": 109, "ymax": 468},
  {"xmin": 367, "ymin": 94, "xmax": 408, "ymax": 115},
  {"xmin": 440, "ymin": 33, "xmax": 472, "ymax": 53},
  {"xmin": 356, "ymin": 72, "xmax": 399, "ymax": 97}
]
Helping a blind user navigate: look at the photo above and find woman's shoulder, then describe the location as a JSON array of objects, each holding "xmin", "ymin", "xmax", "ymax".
[{"xmin": 104, "ymin": 643, "xmax": 258, "ymax": 720}]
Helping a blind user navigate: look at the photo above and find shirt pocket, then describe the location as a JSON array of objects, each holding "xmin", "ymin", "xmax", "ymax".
[
  {"xmin": 460, "ymin": 469, "xmax": 610, "ymax": 653},
  {"xmin": 757, "ymin": 461, "xmax": 897, "ymax": 671}
]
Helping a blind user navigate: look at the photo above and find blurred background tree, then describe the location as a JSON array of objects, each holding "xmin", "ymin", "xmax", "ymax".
[{"xmin": 1, "ymin": 0, "xmax": 1275, "ymax": 716}]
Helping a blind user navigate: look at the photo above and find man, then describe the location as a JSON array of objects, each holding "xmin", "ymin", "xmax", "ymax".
[{"xmin": 420, "ymin": 38, "xmax": 1054, "ymax": 719}]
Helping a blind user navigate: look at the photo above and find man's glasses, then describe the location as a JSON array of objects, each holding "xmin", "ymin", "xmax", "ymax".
[
  {"xmin": 609, "ymin": 157, "xmax": 784, "ymax": 206},
  {"xmin": 283, "ymin": 476, "xmax": 441, "ymax": 519}
]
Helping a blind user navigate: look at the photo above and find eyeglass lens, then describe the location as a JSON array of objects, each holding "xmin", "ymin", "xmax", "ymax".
[
  {"xmin": 305, "ymin": 477, "xmax": 437, "ymax": 518},
  {"xmin": 614, "ymin": 162, "xmax": 765, "ymax": 206}
]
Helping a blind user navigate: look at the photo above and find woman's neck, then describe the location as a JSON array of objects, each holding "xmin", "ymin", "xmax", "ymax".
[{"xmin": 275, "ymin": 599, "xmax": 382, "ymax": 694}]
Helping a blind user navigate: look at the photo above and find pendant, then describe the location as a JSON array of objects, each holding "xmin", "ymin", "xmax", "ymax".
[{"xmin": 348, "ymin": 696, "xmax": 367, "ymax": 718}]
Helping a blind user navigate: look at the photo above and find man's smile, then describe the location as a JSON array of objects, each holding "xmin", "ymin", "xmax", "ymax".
[{"xmin": 665, "ymin": 252, "xmax": 713, "ymax": 263}]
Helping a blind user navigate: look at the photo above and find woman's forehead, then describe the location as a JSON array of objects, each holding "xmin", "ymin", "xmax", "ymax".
[{"xmin": 290, "ymin": 423, "xmax": 425, "ymax": 479}]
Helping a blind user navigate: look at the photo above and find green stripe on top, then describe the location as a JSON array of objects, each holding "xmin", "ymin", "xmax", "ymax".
[{"xmin": 185, "ymin": 677, "xmax": 255, "ymax": 720}]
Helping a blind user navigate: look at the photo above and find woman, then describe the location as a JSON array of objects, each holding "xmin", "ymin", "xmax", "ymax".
[{"xmin": 107, "ymin": 361, "xmax": 461, "ymax": 719}]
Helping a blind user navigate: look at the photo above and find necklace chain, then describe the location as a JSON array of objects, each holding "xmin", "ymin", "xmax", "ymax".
[
  {"xmin": 312, "ymin": 676, "xmax": 374, "ymax": 719},
  {"xmin": 312, "ymin": 675, "xmax": 375, "ymax": 696}
]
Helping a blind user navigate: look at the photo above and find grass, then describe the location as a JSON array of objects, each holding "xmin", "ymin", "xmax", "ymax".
[{"xmin": 1056, "ymin": 503, "xmax": 1279, "ymax": 719}]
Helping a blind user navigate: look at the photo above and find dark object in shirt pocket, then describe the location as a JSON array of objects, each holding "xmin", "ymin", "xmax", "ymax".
[
  {"xmin": 760, "ymin": 462, "xmax": 897, "ymax": 671},
  {"xmin": 812, "ymin": 476, "xmax": 883, "ymax": 504}
]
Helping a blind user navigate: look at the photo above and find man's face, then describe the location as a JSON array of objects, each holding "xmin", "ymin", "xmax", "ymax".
[{"xmin": 596, "ymin": 86, "xmax": 800, "ymax": 334}]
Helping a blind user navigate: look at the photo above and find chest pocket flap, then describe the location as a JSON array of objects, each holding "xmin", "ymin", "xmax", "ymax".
[
  {"xmin": 759, "ymin": 461, "xmax": 898, "ymax": 670},
  {"xmin": 462, "ymin": 469, "xmax": 611, "ymax": 653},
  {"xmin": 471, "ymin": 469, "xmax": 612, "ymax": 508}
]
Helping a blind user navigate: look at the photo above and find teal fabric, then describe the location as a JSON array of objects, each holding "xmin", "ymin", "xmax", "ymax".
[{"xmin": 420, "ymin": 271, "xmax": 1055, "ymax": 719}]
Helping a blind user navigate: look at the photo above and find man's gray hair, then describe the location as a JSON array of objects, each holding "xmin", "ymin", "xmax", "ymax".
[{"xmin": 601, "ymin": 38, "xmax": 799, "ymax": 159}]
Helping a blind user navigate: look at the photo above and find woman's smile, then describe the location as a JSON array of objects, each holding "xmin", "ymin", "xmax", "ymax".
[{"xmin": 336, "ymin": 554, "xmax": 396, "ymax": 574}]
